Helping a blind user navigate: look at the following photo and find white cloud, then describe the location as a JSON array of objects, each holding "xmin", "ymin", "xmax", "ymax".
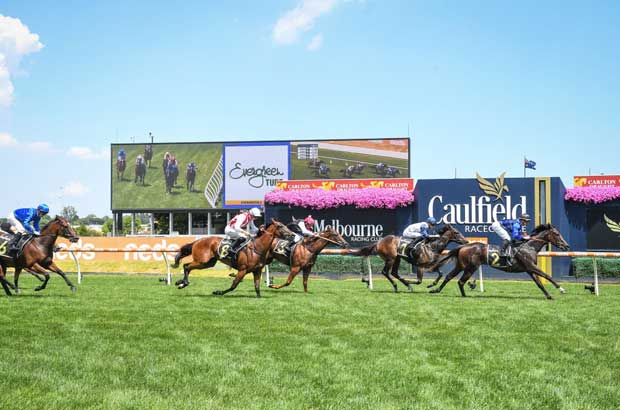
[
  {"xmin": 0, "ymin": 14, "xmax": 44, "ymax": 107},
  {"xmin": 67, "ymin": 146, "xmax": 108, "ymax": 160},
  {"xmin": 60, "ymin": 181, "xmax": 89, "ymax": 197},
  {"xmin": 272, "ymin": 0, "xmax": 338, "ymax": 45},
  {"xmin": 307, "ymin": 33, "xmax": 324, "ymax": 51},
  {"xmin": 26, "ymin": 141, "xmax": 54, "ymax": 152},
  {"xmin": 0, "ymin": 131, "xmax": 17, "ymax": 146}
]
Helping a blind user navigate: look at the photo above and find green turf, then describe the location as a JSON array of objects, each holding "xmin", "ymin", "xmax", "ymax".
[
  {"xmin": 290, "ymin": 148, "xmax": 409, "ymax": 180},
  {"xmin": 111, "ymin": 143, "xmax": 222, "ymax": 210},
  {"xmin": 1, "ymin": 275, "xmax": 618, "ymax": 410}
]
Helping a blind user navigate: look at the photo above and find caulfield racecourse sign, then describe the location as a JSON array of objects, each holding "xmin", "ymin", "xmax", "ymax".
[{"xmin": 415, "ymin": 174, "xmax": 534, "ymax": 238}]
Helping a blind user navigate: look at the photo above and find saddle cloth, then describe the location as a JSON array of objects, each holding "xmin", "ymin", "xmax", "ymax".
[
  {"xmin": 487, "ymin": 244, "xmax": 519, "ymax": 268},
  {"xmin": 217, "ymin": 237, "xmax": 250, "ymax": 268},
  {"xmin": 0, "ymin": 233, "xmax": 35, "ymax": 258},
  {"xmin": 397, "ymin": 238, "xmax": 423, "ymax": 259},
  {"xmin": 272, "ymin": 239, "xmax": 299, "ymax": 265}
]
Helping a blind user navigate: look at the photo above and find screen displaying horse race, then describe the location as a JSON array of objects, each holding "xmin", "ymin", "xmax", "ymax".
[{"xmin": 111, "ymin": 138, "xmax": 410, "ymax": 211}]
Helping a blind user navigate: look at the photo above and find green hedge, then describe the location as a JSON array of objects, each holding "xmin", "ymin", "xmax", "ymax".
[
  {"xmin": 572, "ymin": 258, "xmax": 620, "ymax": 278},
  {"xmin": 268, "ymin": 255, "xmax": 414, "ymax": 276}
]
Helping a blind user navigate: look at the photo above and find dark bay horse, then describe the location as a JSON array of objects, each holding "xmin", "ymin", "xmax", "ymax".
[
  {"xmin": 116, "ymin": 158, "xmax": 126, "ymax": 180},
  {"xmin": 135, "ymin": 155, "xmax": 147, "ymax": 185},
  {"xmin": 186, "ymin": 163, "xmax": 197, "ymax": 192},
  {"xmin": 171, "ymin": 220, "xmax": 295, "ymax": 297},
  {"xmin": 429, "ymin": 223, "xmax": 569, "ymax": 299},
  {"xmin": 355, "ymin": 224, "xmax": 468, "ymax": 293},
  {"xmin": 144, "ymin": 144, "xmax": 153, "ymax": 168},
  {"xmin": 268, "ymin": 227, "xmax": 348, "ymax": 292},
  {"xmin": 0, "ymin": 216, "xmax": 80, "ymax": 295}
]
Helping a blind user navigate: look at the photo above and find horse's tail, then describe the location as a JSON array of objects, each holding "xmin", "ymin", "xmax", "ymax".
[
  {"xmin": 431, "ymin": 246, "xmax": 463, "ymax": 270},
  {"xmin": 349, "ymin": 244, "xmax": 377, "ymax": 257},
  {"xmin": 171, "ymin": 242, "xmax": 194, "ymax": 268}
]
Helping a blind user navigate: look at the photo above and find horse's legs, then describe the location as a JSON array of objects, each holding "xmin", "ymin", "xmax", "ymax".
[
  {"xmin": 28, "ymin": 264, "xmax": 51, "ymax": 291},
  {"xmin": 45, "ymin": 261, "xmax": 77, "ymax": 291},
  {"xmin": 527, "ymin": 272, "xmax": 553, "ymax": 300},
  {"xmin": 389, "ymin": 258, "xmax": 413, "ymax": 292},
  {"xmin": 13, "ymin": 267, "xmax": 22, "ymax": 293},
  {"xmin": 26, "ymin": 266, "xmax": 46, "ymax": 282},
  {"xmin": 302, "ymin": 266, "xmax": 312, "ymax": 292},
  {"xmin": 457, "ymin": 267, "xmax": 477, "ymax": 297},
  {"xmin": 252, "ymin": 269, "xmax": 262, "ymax": 298},
  {"xmin": 176, "ymin": 258, "xmax": 216, "ymax": 289},
  {"xmin": 0, "ymin": 265, "xmax": 13, "ymax": 296},
  {"xmin": 380, "ymin": 260, "xmax": 399, "ymax": 293},
  {"xmin": 427, "ymin": 269, "xmax": 443, "ymax": 288},
  {"xmin": 528, "ymin": 265, "xmax": 565, "ymax": 294},
  {"xmin": 270, "ymin": 265, "xmax": 301, "ymax": 290},
  {"xmin": 429, "ymin": 264, "xmax": 463, "ymax": 294},
  {"xmin": 212, "ymin": 269, "xmax": 248, "ymax": 296}
]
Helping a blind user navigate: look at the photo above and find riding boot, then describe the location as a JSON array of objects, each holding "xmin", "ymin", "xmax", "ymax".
[
  {"xmin": 501, "ymin": 240, "xmax": 512, "ymax": 266},
  {"xmin": 7, "ymin": 232, "xmax": 22, "ymax": 255}
]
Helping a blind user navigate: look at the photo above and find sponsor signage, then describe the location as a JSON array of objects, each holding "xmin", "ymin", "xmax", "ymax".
[
  {"xmin": 266, "ymin": 205, "xmax": 413, "ymax": 247},
  {"xmin": 586, "ymin": 207, "xmax": 620, "ymax": 250},
  {"xmin": 414, "ymin": 174, "xmax": 535, "ymax": 243},
  {"xmin": 223, "ymin": 143, "xmax": 290, "ymax": 208},
  {"xmin": 275, "ymin": 178, "xmax": 414, "ymax": 191},
  {"xmin": 574, "ymin": 175, "xmax": 620, "ymax": 187}
]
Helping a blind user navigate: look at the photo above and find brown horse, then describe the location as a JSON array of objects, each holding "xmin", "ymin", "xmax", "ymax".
[
  {"xmin": 267, "ymin": 226, "xmax": 349, "ymax": 292},
  {"xmin": 116, "ymin": 157, "xmax": 126, "ymax": 180},
  {"xmin": 171, "ymin": 219, "xmax": 295, "ymax": 297},
  {"xmin": 0, "ymin": 216, "xmax": 80, "ymax": 295},
  {"xmin": 356, "ymin": 224, "xmax": 468, "ymax": 293},
  {"xmin": 429, "ymin": 223, "xmax": 569, "ymax": 299}
]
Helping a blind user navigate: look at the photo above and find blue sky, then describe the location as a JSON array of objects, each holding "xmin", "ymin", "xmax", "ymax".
[{"xmin": 1, "ymin": 0, "xmax": 619, "ymax": 217}]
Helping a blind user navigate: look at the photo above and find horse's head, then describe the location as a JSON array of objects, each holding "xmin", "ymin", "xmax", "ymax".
[
  {"xmin": 438, "ymin": 223, "xmax": 468, "ymax": 245},
  {"xmin": 266, "ymin": 218, "xmax": 295, "ymax": 241},
  {"xmin": 531, "ymin": 224, "xmax": 569, "ymax": 251},
  {"xmin": 42, "ymin": 216, "xmax": 80, "ymax": 243},
  {"xmin": 323, "ymin": 226, "xmax": 349, "ymax": 249}
]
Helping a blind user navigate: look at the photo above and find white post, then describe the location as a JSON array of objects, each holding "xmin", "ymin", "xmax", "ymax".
[
  {"xmin": 366, "ymin": 257, "xmax": 373, "ymax": 290},
  {"xmin": 593, "ymin": 257, "xmax": 599, "ymax": 296},
  {"xmin": 478, "ymin": 266, "xmax": 484, "ymax": 293},
  {"xmin": 70, "ymin": 250, "xmax": 81, "ymax": 284},
  {"xmin": 162, "ymin": 251, "xmax": 171, "ymax": 285},
  {"xmin": 265, "ymin": 265, "xmax": 270, "ymax": 286}
]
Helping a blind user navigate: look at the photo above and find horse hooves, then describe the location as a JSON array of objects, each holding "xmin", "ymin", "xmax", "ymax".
[
  {"xmin": 212, "ymin": 290, "xmax": 223, "ymax": 296},
  {"xmin": 34, "ymin": 286, "xmax": 44, "ymax": 292},
  {"xmin": 227, "ymin": 272, "xmax": 236, "ymax": 278},
  {"xmin": 407, "ymin": 286, "xmax": 413, "ymax": 293},
  {"xmin": 174, "ymin": 280, "xmax": 184, "ymax": 286},
  {"xmin": 468, "ymin": 283, "xmax": 477, "ymax": 290},
  {"xmin": 177, "ymin": 282, "xmax": 188, "ymax": 289},
  {"xmin": 546, "ymin": 295, "xmax": 554, "ymax": 300},
  {"xmin": 559, "ymin": 287, "xmax": 566, "ymax": 294},
  {"xmin": 70, "ymin": 286, "xmax": 77, "ymax": 292},
  {"xmin": 429, "ymin": 289, "xmax": 440, "ymax": 294}
]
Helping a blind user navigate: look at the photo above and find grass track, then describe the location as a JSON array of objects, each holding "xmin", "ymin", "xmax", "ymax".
[{"xmin": 1, "ymin": 275, "xmax": 619, "ymax": 410}]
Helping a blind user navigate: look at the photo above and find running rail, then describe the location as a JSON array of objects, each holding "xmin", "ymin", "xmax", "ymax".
[{"xmin": 54, "ymin": 248, "xmax": 619, "ymax": 295}]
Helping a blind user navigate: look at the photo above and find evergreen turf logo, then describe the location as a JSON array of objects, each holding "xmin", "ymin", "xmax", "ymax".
[
  {"xmin": 604, "ymin": 214, "xmax": 620, "ymax": 235},
  {"xmin": 476, "ymin": 172, "xmax": 509, "ymax": 201}
]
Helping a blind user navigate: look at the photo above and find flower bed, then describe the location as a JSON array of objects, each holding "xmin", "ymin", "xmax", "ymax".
[
  {"xmin": 264, "ymin": 187, "xmax": 414, "ymax": 210},
  {"xmin": 564, "ymin": 186, "xmax": 620, "ymax": 204}
]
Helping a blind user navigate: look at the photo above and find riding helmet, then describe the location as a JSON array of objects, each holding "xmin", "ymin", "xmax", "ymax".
[
  {"xmin": 249, "ymin": 207, "xmax": 262, "ymax": 217},
  {"xmin": 426, "ymin": 217, "xmax": 437, "ymax": 225},
  {"xmin": 37, "ymin": 204, "xmax": 50, "ymax": 214},
  {"xmin": 519, "ymin": 213, "xmax": 531, "ymax": 221}
]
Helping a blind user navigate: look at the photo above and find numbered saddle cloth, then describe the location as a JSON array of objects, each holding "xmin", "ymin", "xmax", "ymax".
[
  {"xmin": 487, "ymin": 245, "xmax": 517, "ymax": 268},
  {"xmin": 217, "ymin": 237, "xmax": 249, "ymax": 268},
  {"xmin": 0, "ymin": 233, "xmax": 35, "ymax": 259},
  {"xmin": 396, "ymin": 238, "xmax": 415, "ymax": 258},
  {"xmin": 272, "ymin": 239, "xmax": 297, "ymax": 265}
]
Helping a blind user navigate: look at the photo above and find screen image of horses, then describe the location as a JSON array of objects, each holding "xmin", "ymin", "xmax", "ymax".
[
  {"xmin": 111, "ymin": 143, "xmax": 222, "ymax": 210},
  {"xmin": 290, "ymin": 140, "xmax": 409, "ymax": 180}
]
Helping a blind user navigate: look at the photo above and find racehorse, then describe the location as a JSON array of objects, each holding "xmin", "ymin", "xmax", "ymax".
[
  {"xmin": 268, "ymin": 226, "xmax": 348, "ymax": 292},
  {"xmin": 384, "ymin": 167, "xmax": 401, "ymax": 177},
  {"xmin": 307, "ymin": 158, "xmax": 323, "ymax": 168},
  {"xmin": 313, "ymin": 164, "xmax": 330, "ymax": 178},
  {"xmin": 353, "ymin": 163, "xmax": 365, "ymax": 174},
  {"xmin": 429, "ymin": 223, "xmax": 569, "ymax": 299},
  {"xmin": 0, "ymin": 216, "xmax": 80, "ymax": 295},
  {"xmin": 171, "ymin": 220, "xmax": 295, "ymax": 298},
  {"xmin": 135, "ymin": 155, "xmax": 147, "ymax": 185},
  {"xmin": 144, "ymin": 144, "xmax": 153, "ymax": 168},
  {"xmin": 341, "ymin": 165, "xmax": 355, "ymax": 178},
  {"xmin": 116, "ymin": 157, "xmax": 126, "ymax": 181},
  {"xmin": 186, "ymin": 162, "xmax": 197, "ymax": 192},
  {"xmin": 355, "ymin": 224, "xmax": 468, "ymax": 293},
  {"xmin": 374, "ymin": 163, "xmax": 387, "ymax": 174},
  {"xmin": 164, "ymin": 158, "xmax": 178, "ymax": 194}
]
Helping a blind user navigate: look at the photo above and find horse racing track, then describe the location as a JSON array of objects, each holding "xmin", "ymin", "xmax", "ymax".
[{"xmin": 1, "ymin": 275, "xmax": 619, "ymax": 410}]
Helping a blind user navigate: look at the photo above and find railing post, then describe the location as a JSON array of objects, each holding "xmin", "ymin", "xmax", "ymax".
[
  {"xmin": 593, "ymin": 257, "xmax": 599, "ymax": 296},
  {"xmin": 366, "ymin": 257, "xmax": 373, "ymax": 290},
  {"xmin": 69, "ymin": 250, "xmax": 81, "ymax": 284},
  {"xmin": 162, "ymin": 251, "xmax": 171, "ymax": 286},
  {"xmin": 478, "ymin": 266, "xmax": 484, "ymax": 293},
  {"xmin": 265, "ymin": 265, "xmax": 270, "ymax": 286}
]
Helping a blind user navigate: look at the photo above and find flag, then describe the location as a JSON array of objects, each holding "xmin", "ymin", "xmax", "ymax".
[{"xmin": 524, "ymin": 158, "xmax": 536, "ymax": 170}]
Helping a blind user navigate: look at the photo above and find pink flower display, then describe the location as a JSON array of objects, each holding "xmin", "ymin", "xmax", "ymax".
[
  {"xmin": 564, "ymin": 186, "xmax": 620, "ymax": 204},
  {"xmin": 264, "ymin": 188, "xmax": 414, "ymax": 209}
]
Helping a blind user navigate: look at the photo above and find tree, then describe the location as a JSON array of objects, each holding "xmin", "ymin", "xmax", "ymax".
[
  {"xmin": 60, "ymin": 206, "xmax": 79, "ymax": 223},
  {"xmin": 102, "ymin": 219, "xmax": 113, "ymax": 235}
]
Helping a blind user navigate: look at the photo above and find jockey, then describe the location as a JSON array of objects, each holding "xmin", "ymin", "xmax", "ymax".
[
  {"xmin": 117, "ymin": 148, "xmax": 126, "ymax": 161},
  {"xmin": 5, "ymin": 204, "xmax": 49, "ymax": 255},
  {"xmin": 287, "ymin": 215, "xmax": 315, "ymax": 243},
  {"xmin": 491, "ymin": 213, "xmax": 531, "ymax": 259},
  {"xmin": 224, "ymin": 208, "xmax": 262, "ymax": 253},
  {"xmin": 136, "ymin": 154, "xmax": 144, "ymax": 165},
  {"xmin": 402, "ymin": 217, "xmax": 438, "ymax": 246}
]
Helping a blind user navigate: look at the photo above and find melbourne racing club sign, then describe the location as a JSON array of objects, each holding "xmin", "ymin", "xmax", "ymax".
[
  {"xmin": 223, "ymin": 143, "xmax": 290, "ymax": 208},
  {"xmin": 415, "ymin": 173, "xmax": 534, "ymax": 239}
]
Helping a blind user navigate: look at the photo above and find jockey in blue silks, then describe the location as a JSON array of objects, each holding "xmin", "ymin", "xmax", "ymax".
[
  {"xmin": 491, "ymin": 213, "xmax": 531, "ymax": 263},
  {"xmin": 402, "ymin": 217, "xmax": 438, "ymax": 247},
  {"xmin": 5, "ymin": 204, "xmax": 49, "ymax": 255},
  {"xmin": 117, "ymin": 148, "xmax": 126, "ymax": 161}
]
